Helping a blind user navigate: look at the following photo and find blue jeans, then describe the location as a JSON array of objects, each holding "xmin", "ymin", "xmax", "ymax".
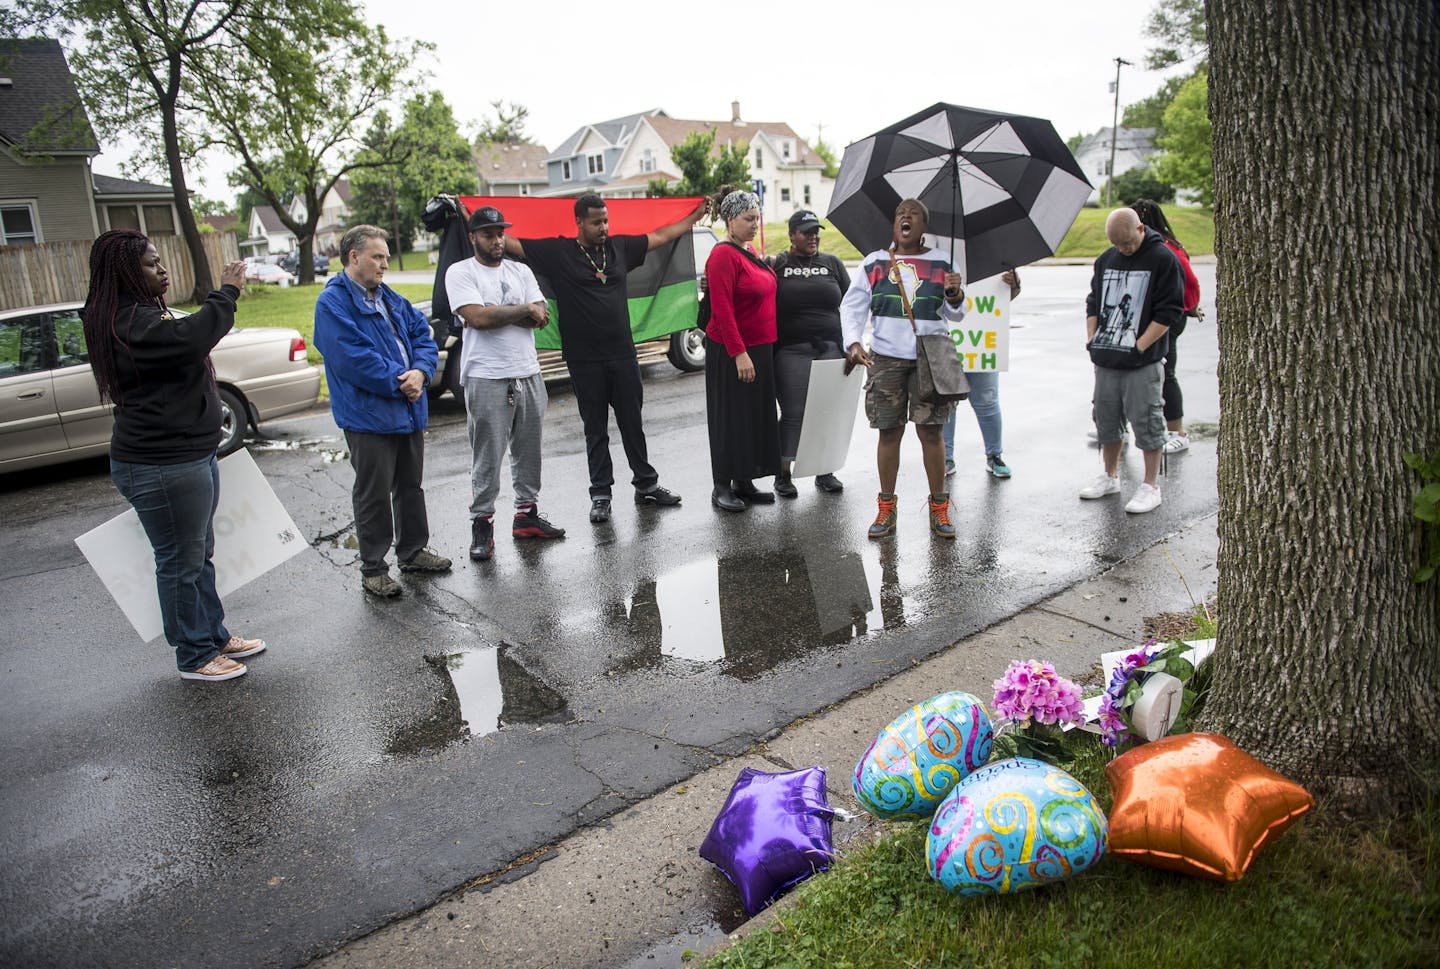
[
  {"xmin": 111, "ymin": 455, "xmax": 230, "ymax": 672},
  {"xmin": 943, "ymin": 370, "xmax": 1002, "ymax": 460}
]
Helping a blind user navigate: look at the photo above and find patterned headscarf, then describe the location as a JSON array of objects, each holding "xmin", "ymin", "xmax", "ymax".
[{"xmin": 719, "ymin": 190, "xmax": 761, "ymax": 223}]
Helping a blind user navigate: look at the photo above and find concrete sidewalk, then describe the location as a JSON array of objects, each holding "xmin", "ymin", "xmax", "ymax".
[{"xmin": 314, "ymin": 514, "xmax": 1219, "ymax": 969}]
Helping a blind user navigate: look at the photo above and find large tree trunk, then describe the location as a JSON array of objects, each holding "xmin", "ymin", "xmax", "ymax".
[
  {"xmin": 160, "ymin": 56, "xmax": 213, "ymax": 305},
  {"xmin": 1202, "ymin": 0, "xmax": 1440, "ymax": 816}
]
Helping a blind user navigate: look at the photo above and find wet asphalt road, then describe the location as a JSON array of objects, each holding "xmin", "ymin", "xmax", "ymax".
[{"xmin": 0, "ymin": 265, "xmax": 1219, "ymax": 968}]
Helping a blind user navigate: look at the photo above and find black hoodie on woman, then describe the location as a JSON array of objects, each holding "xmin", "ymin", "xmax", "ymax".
[
  {"xmin": 106, "ymin": 285, "xmax": 239, "ymax": 464},
  {"xmin": 1084, "ymin": 227, "xmax": 1184, "ymax": 370}
]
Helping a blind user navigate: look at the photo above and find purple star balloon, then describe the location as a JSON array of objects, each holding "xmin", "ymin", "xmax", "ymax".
[{"xmin": 699, "ymin": 766, "xmax": 836, "ymax": 915}]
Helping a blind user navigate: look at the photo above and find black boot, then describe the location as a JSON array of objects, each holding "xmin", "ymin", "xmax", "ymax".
[
  {"xmin": 775, "ymin": 470, "xmax": 798, "ymax": 499},
  {"xmin": 469, "ymin": 517, "xmax": 494, "ymax": 561}
]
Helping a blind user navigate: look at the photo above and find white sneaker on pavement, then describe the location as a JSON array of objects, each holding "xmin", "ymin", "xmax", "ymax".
[
  {"xmin": 1162, "ymin": 432, "xmax": 1190, "ymax": 454},
  {"xmin": 1079, "ymin": 473, "xmax": 1122, "ymax": 499},
  {"xmin": 1125, "ymin": 482, "xmax": 1163, "ymax": 514}
]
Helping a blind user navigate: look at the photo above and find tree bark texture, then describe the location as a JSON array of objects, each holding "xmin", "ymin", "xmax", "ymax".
[{"xmin": 1204, "ymin": 0, "xmax": 1440, "ymax": 815}]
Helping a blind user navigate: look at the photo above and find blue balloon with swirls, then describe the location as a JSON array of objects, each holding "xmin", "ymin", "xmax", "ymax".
[
  {"xmin": 853, "ymin": 692, "xmax": 993, "ymax": 821},
  {"xmin": 926, "ymin": 757, "xmax": 1108, "ymax": 895}
]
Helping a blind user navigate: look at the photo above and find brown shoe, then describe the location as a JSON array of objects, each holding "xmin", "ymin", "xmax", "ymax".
[
  {"xmin": 180, "ymin": 656, "xmax": 248, "ymax": 682},
  {"xmin": 222, "ymin": 635, "xmax": 267, "ymax": 658}
]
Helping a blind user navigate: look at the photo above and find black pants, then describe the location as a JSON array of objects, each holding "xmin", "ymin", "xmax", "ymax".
[
  {"xmin": 345, "ymin": 429, "xmax": 429, "ymax": 575},
  {"xmin": 775, "ymin": 339, "xmax": 845, "ymax": 460},
  {"xmin": 567, "ymin": 355, "xmax": 658, "ymax": 498},
  {"xmin": 1162, "ymin": 323, "xmax": 1185, "ymax": 422}
]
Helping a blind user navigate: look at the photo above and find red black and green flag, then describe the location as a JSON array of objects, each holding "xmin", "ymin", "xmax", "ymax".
[{"xmin": 455, "ymin": 195, "xmax": 704, "ymax": 351}]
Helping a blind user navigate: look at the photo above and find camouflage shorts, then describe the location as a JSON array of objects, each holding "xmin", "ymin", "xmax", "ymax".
[{"xmin": 865, "ymin": 353, "xmax": 955, "ymax": 428}]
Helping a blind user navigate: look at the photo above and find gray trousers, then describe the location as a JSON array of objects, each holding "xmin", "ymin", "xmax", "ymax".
[
  {"xmin": 465, "ymin": 373, "xmax": 547, "ymax": 519},
  {"xmin": 775, "ymin": 340, "xmax": 844, "ymax": 461},
  {"xmin": 344, "ymin": 429, "xmax": 429, "ymax": 576}
]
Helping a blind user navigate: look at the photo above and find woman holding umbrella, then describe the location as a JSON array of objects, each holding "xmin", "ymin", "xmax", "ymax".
[
  {"xmin": 840, "ymin": 198, "xmax": 968, "ymax": 539},
  {"xmin": 704, "ymin": 189, "xmax": 781, "ymax": 512}
]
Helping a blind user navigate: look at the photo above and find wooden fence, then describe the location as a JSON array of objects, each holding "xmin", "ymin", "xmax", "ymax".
[{"xmin": 0, "ymin": 231, "xmax": 240, "ymax": 310}]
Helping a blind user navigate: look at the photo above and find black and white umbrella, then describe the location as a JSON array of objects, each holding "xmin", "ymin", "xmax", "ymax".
[{"xmin": 827, "ymin": 102, "xmax": 1092, "ymax": 283}]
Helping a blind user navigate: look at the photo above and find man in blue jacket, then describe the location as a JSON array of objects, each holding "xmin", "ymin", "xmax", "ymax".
[{"xmin": 315, "ymin": 224, "xmax": 452, "ymax": 596}]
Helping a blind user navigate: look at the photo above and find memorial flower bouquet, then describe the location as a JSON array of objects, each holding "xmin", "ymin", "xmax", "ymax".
[
  {"xmin": 1096, "ymin": 639, "xmax": 1198, "ymax": 748},
  {"xmin": 988, "ymin": 659, "xmax": 1086, "ymax": 766}
]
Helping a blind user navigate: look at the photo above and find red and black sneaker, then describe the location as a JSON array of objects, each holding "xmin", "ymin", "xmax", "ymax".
[{"xmin": 512, "ymin": 504, "xmax": 566, "ymax": 540}]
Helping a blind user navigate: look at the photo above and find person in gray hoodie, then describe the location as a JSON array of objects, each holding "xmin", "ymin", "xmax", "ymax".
[{"xmin": 1078, "ymin": 208, "xmax": 1184, "ymax": 514}]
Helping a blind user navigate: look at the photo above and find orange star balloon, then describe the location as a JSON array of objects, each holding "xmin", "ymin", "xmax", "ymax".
[{"xmin": 1105, "ymin": 733, "xmax": 1314, "ymax": 882}]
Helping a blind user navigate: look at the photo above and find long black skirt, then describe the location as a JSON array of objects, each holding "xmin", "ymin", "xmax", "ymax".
[{"xmin": 705, "ymin": 337, "xmax": 781, "ymax": 486}]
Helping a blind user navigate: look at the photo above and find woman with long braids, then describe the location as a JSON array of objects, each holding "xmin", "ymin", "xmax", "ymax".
[
  {"xmin": 82, "ymin": 230, "xmax": 266, "ymax": 682},
  {"xmin": 702, "ymin": 189, "xmax": 781, "ymax": 512},
  {"xmin": 1131, "ymin": 199, "xmax": 1202, "ymax": 454}
]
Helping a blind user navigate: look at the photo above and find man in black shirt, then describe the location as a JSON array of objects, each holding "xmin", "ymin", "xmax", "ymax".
[{"xmin": 506, "ymin": 194, "xmax": 705, "ymax": 523}]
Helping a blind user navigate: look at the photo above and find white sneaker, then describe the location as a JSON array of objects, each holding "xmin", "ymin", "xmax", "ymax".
[
  {"xmin": 1079, "ymin": 473, "xmax": 1122, "ymax": 499},
  {"xmin": 1125, "ymin": 482, "xmax": 1163, "ymax": 514},
  {"xmin": 1162, "ymin": 432, "xmax": 1190, "ymax": 454}
]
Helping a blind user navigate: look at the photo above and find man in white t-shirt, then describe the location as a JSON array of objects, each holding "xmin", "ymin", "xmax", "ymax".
[{"xmin": 445, "ymin": 205, "xmax": 566, "ymax": 562}]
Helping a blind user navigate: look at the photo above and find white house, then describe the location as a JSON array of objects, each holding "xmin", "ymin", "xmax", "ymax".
[
  {"xmin": 286, "ymin": 179, "xmax": 351, "ymax": 254},
  {"xmin": 1072, "ymin": 126, "xmax": 1159, "ymax": 204},
  {"xmin": 540, "ymin": 105, "xmax": 833, "ymax": 224},
  {"xmin": 244, "ymin": 205, "xmax": 294, "ymax": 256}
]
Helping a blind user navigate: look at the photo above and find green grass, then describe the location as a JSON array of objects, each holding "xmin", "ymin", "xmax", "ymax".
[
  {"xmin": 758, "ymin": 207, "xmax": 1213, "ymax": 267},
  {"xmin": 1054, "ymin": 207, "xmax": 1215, "ymax": 258}
]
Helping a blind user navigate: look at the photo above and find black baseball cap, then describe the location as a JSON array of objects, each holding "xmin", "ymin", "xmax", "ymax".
[
  {"xmin": 467, "ymin": 205, "xmax": 512, "ymax": 231},
  {"xmin": 788, "ymin": 210, "xmax": 822, "ymax": 232}
]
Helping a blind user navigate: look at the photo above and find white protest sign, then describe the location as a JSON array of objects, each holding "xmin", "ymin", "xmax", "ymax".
[
  {"xmin": 791, "ymin": 358, "xmax": 865, "ymax": 478},
  {"xmin": 952, "ymin": 274, "xmax": 1011, "ymax": 371},
  {"xmin": 75, "ymin": 449, "xmax": 310, "ymax": 642}
]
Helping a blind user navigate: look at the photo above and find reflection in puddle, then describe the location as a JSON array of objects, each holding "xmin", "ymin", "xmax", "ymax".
[
  {"xmin": 612, "ymin": 545, "xmax": 916, "ymax": 679},
  {"xmin": 387, "ymin": 645, "xmax": 569, "ymax": 755},
  {"xmin": 246, "ymin": 437, "xmax": 348, "ymax": 463}
]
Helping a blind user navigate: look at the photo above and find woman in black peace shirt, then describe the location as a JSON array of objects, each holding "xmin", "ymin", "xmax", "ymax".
[{"xmin": 770, "ymin": 210, "xmax": 850, "ymax": 497}]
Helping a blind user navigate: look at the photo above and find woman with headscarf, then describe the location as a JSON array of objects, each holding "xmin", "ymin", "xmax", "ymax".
[
  {"xmin": 771, "ymin": 209, "xmax": 849, "ymax": 498},
  {"xmin": 1132, "ymin": 199, "xmax": 1202, "ymax": 453},
  {"xmin": 703, "ymin": 190, "xmax": 780, "ymax": 512},
  {"xmin": 81, "ymin": 230, "xmax": 266, "ymax": 682}
]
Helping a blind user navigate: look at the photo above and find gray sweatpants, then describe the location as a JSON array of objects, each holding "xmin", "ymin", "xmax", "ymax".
[{"xmin": 465, "ymin": 373, "xmax": 547, "ymax": 519}]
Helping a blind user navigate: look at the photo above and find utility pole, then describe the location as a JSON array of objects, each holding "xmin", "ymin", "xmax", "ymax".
[{"xmin": 1107, "ymin": 56, "xmax": 1133, "ymax": 207}]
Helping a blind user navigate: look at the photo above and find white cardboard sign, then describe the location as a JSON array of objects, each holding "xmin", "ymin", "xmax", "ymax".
[
  {"xmin": 953, "ymin": 274, "xmax": 1012, "ymax": 372},
  {"xmin": 75, "ymin": 449, "xmax": 310, "ymax": 642},
  {"xmin": 791, "ymin": 358, "xmax": 865, "ymax": 478}
]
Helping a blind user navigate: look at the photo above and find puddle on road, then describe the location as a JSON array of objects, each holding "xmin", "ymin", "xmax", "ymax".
[
  {"xmin": 388, "ymin": 645, "xmax": 570, "ymax": 755},
  {"xmin": 247, "ymin": 437, "xmax": 348, "ymax": 462},
  {"xmin": 605, "ymin": 544, "xmax": 922, "ymax": 679}
]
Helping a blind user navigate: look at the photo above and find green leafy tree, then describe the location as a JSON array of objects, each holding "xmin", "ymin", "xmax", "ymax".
[
  {"xmin": 813, "ymin": 136, "xmax": 840, "ymax": 179},
  {"xmin": 1065, "ymin": 132, "xmax": 1084, "ymax": 153},
  {"xmin": 1104, "ymin": 167, "xmax": 1176, "ymax": 204},
  {"xmin": 1154, "ymin": 71, "xmax": 1212, "ymax": 205},
  {"xmin": 195, "ymin": 6, "xmax": 425, "ymax": 282},
  {"xmin": 1144, "ymin": 0, "xmax": 1208, "ymax": 69},
  {"xmin": 1122, "ymin": 73, "xmax": 1190, "ymax": 135},
  {"xmin": 475, "ymin": 100, "xmax": 529, "ymax": 144},
  {"xmin": 349, "ymin": 91, "xmax": 478, "ymax": 254},
  {"xmin": 648, "ymin": 128, "xmax": 752, "ymax": 197}
]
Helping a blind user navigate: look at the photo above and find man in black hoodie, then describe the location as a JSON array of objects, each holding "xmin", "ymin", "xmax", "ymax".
[{"xmin": 1079, "ymin": 208, "xmax": 1184, "ymax": 514}]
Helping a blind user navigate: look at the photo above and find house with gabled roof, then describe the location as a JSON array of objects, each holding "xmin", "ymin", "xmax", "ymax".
[
  {"xmin": 474, "ymin": 140, "xmax": 550, "ymax": 196},
  {"xmin": 244, "ymin": 205, "xmax": 296, "ymax": 256},
  {"xmin": 540, "ymin": 104, "xmax": 833, "ymax": 223},
  {"xmin": 0, "ymin": 37, "xmax": 102, "ymax": 243},
  {"xmin": 1072, "ymin": 126, "xmax": 1159, "ymax": 203},
  {"xmin": 1, "ymin": 37, "xmax": 190, "ymax": 245}
]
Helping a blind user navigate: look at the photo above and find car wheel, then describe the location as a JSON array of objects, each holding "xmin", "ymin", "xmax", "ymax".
[
  {"xmin": 668, "ymin": 327, "xmax": 706, "ymax": 372},
  {"xmin": 217, "ymin": 386, "xmax": 248, "ymax": 455}
]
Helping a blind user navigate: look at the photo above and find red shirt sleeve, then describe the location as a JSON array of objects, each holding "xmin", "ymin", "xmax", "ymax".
[{"xmin": 705, "ymin": 245, "xmax": 748, "ymax": 358}]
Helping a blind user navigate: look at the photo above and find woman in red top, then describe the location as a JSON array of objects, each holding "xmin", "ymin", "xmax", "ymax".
[
  {"xmin": 1133, "ymin": 199, "xmax": 1202, "ymax": 454},
  {"xmin": 704, "ymin": 190, "xmax": 780, "ymax": 512}
]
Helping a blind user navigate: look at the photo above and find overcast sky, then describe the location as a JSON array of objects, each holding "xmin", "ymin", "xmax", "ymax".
[{"xmin": 94, "ymin": 0, "xmax": 1186, "ymax": 203}]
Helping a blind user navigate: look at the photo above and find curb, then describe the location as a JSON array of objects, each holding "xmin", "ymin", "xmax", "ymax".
[{"xmin": 315, "ymin": 514, "xmax": 1219, "ymax": 969}]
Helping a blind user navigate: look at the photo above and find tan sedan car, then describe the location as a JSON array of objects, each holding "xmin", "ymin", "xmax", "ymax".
[{"xmin": 0, "ymin": 302, "xmax": 322, "ymax": 473}]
